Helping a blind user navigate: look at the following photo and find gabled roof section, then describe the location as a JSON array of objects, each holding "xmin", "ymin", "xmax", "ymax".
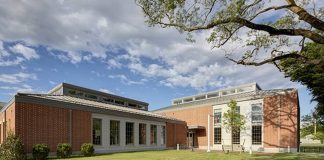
[
  {"xmin": 0, "ymin": 101, "xmax": 6, "ymax": 110},
  {"xmin": 15, "ymin": 93, "xmax": 184, "ymax": 124}
]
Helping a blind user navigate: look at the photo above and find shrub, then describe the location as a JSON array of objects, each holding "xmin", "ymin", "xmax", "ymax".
[
  {"xmin": 32, "ymin": 144, "xmax": 50, "ymax": 160},
  {"xmin": 56, "ymin": 143, "xmax": 72, "ymax": 158},
  {"xmin": 80, "ymin": 143, "xmax": 94, "ymax": 156},
  {"xmin": 0, "ymin": 133, "xmax": 26, "ymax": 160}
]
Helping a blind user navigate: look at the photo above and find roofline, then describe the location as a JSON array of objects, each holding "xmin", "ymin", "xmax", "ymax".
[
  {"xmin": 51, "ymin": 83, "xmax": 149, "ymax": 106},
  {"xmin": 171, "ymin": 82, "xmax": 260, "ymax": 102},
  {"xmin": 14, "ymin": 94, "xmax": 185, "ymax": 124},
  {"xmin": 0, "ymin": 96, "xmax": 16, "ymax": 112},
  {"xmin": 154, "ymin": 88, "xmax": 297, "ymax": 113}
]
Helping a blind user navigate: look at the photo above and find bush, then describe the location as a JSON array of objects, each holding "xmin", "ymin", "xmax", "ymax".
[
  {"xmin": 0, "ymin": 133, "xmax": 26, "ymax": 160},
  {"xmin": 32, "ymin": 144, "xmax": 50, "ymax": 160},
  {"xmin": 56, "ymin": 143, "xmax": 72, "ymax": 158},
  {"xmin": 80, "ymin": 143, "xmax": 94, "ymax": 156}
]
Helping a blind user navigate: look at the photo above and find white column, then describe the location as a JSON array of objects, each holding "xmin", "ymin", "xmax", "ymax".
[
  {"xmin": 103, "ymin": 119, "xmax": 110, "ymax": 148},
  {"xmin": 120, "ymin": 120, "xmax": 126, "ymax": 147},
  {"xmin": 134, "ymin": 122, "xmax": 139, "ymax": 146},
  {"xmin": 146, "ymin": 124, "xmax": 151, "ymax": 146},
  {"xmin": 207, "ymin": 114, "xmax": 211, "ymax": 152}
]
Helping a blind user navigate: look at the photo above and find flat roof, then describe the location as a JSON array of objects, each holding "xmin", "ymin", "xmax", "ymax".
[
  {"xmin": 154, "ymin": 88, "xmax": 296, "ymax": 113},
  {"xmin": 49, "ymin": 83, "xmax": 149, "ymax": 106}
]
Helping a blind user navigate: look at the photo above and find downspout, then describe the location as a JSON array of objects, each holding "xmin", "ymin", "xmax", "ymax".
[
  {"xmin": 278, "ymin": 96, "xmax": 282, "ymax": 151},
  {"xmin": 69, "ymin": 110, "xmax": 73, "ymax": 145}
]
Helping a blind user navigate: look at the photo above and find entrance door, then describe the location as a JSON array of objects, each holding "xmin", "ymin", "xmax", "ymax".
[{"xmin": 188, "ymin": 132, "xmax": 195, "ymax": 148}]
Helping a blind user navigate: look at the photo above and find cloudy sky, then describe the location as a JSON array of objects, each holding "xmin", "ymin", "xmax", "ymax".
[{"xmin": 0, "ymin": 0, "xmax": 316, "ymax": 115}]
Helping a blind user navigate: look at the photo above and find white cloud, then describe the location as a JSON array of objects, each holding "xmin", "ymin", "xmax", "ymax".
[
  {"xmin": 0, "ymin": 84, "xmax": 34, "ymax": 94},
  {"xmin": 49, "ymin": 81, "xmax": 57, "ymax": 85},
  {"xmin": 106, "ymin": 59, "xmax": 122, "ymax": 69},
  {"xmin": 99, "ymin": 88, "xmax": 113, "ymax": 94},
  {"xmin": 0, "ymin": 57, "xmax": 25, "ymax": 67},
  {"xmin": 10, "ymin": 43, "xmax": 39, "ymax": 60},
  {"xmin": 0, "ymin": 72, "xmax": 37, "ymax": 84},
  {"xmin": 109, "ymin": 74, "xmax": 146, "ymax": 85},
  {"xmin": 0, "ymin": 0, "xmax": 301, "ymax": 91}
]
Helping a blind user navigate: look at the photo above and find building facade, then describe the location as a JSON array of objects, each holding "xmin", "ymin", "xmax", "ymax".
[
  {"xmin": 154, "ymin": 83, "xmax": 300, "ymax": 153},
  {"xmin": 0, "ymin": 83, "xmax": 187, "ymax": 153}
]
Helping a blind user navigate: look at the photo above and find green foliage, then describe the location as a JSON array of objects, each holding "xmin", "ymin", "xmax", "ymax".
[
  {"xmin": 56, "ymin": 143, "xmax": 72, "ymax": 158},
  {"xmin": 80, "ymin": 143, "xmax": 94, "ymax": 157},
  {"xmin": 32, "ymin": 144, "xmax": 50, "ymax": 160},
  {"xmin": 0, "ymin": 133, "xmax": 26, "ymax": 160},
  {"xmin": 223, "ymin": 100, "xmax": 246, "ymax": 133},
  {"xmin": 279, "ymin": 43, "xmax": 324, "ymax": 123}
]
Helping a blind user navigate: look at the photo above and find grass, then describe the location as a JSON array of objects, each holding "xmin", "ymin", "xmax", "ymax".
[{"xmin": 50, "ymin": 150, "xmax": 324, "ymax": 160}]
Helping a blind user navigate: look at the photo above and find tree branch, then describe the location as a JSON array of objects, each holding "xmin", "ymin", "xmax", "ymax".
[
  {"xmin": 226, "ymin": 53, "xmax": 306, "ymax": 66},
  {"xmin": 285, "ymin": 0, "xmax": 324, "ymax": 31},
  {"xmin": 169, "ymin": 17, "xmax": 324, "ymax": 44}
]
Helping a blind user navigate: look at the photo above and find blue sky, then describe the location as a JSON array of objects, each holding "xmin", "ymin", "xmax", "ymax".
[{"xmin": 0, "ymin": 1, "xmax": 317, "ymax": 115}]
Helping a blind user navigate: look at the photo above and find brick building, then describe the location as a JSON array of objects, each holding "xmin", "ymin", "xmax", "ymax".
[
  {"xmin": 154, "ymin": 83, "xmax": 300, "ymax": 153},
  {"xmin": 0, "ymin": 83, "xmax": 187, "ymax": 153}
]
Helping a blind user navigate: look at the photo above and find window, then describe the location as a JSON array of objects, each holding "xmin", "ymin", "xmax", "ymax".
[
  {"xmin": 110, "ymin": 120, "xmax": 120, "ymax": 145},
  {"xmin": 150, "ymin": 125, "xmax": 157, "ymax": 145},
  {"xmin": 252, "ymin": 104, "xmax": 262, "ymax": 123},
  {"xmin": 252, "ymin": 125, "xmax": 262, "ymax": 145},
  {"xmin": 68, "ymin": 89, "xmax": 84, "ymax": 96},
  {"xmin": 128, "ymin": 103, "xmax": 137, "ymax": 108},
  {"xmin": 173, "ymin": 100, "xmax": 182, "ymax": 105},
  {"xmin": 232, "ymin": 129, "xmax": 240, "ymax": 144},
  {"xmin": 161, "ymin": 126, "xmax": 166, "ymax": 145},
  {"xmin": 85, "ymin": 93, "xmax": 98, "ymax": 100},
  {"xmin": 92, "ymin": 118, "xmax": 102, "ymax": 145},
  {"xmin": 214, "ymin": 128, "xmax": 221, "ymax": 144},
  {"xmin": 139, "ymin": 105, "xmax": 146, "ymax": 110},
  {"xmin": 195, "ymin": 95, "xmax": 205, "ymax": 100},
  {"xmin": 115, "ymin": 100, "xmax": 125, "ymax": 105},
  {"xmin": 184, "ymin": 98, "xmax": 193, "ymax": 102},
  {"xmin": 214, "ymin": 109, "xmax": 222, "ymax": 124},
  {"xmin": 236, "ymin": 106, "xmax": 240, "ymax": 113},
  {"xmin": 139, "ymin": 123, "xmax": 146, "ymax": 145},
  {"xmin": 102, "ymin": 97, "xmax": 114, "ymax": 103},
  {"xmin": 207, "ymin": 92, "xmax": 219, "ymax": 98},
  {"xmin": 126, "ymin": 122, "xmax": 134, "ymax": 145}
]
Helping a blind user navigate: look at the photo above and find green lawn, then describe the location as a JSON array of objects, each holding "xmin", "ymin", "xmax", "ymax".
[{"xmin": 51, "ymin": 150, "xmax": 324, "ymax": 160}]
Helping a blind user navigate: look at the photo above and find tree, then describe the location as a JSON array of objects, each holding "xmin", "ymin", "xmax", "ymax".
[
  {"xmin": 301, "ymin": 113, "xmax": 324, "ymax": 143},
  {"xmin": 223, "ymin": 100, "xmax": 246, "ymax": 151},
  {"xmin": 136, "ymin": 0, "xmax": 324, "ymax": 122},
  {"xmin": 279, "ymin": 43, "xmax": 324, "ymax": 123},
  {"xmin": 0, "ymin": 133, "xmax": 26, "ymax": 160},
  {"xmin": 136, "ymin": 0, "xmax": 323, "ymax": 66}
]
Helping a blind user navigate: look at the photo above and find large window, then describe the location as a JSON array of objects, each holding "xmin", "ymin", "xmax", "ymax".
[
  {"xmin": 92, "ymin": 118, "xmax": 102, "ymax": 145},
  {"xmin": 139, "ymin": 123, "xmax": 146, "ymax": 145},
  {"xmin": 214, "ymin": 128, "xmax": 221, "ymax": 144},
  {"xmin": 251, "ymin": 104, "xmax": 262, "ymax": 123},
  {"xmin": 232, "ymin": 129, "xmax": 240, "ymax": 144},
  {"xmin": 161, "ymin": 126, "xmax": 166, "ymax": 145},
  {"xmin": 252, "ymin": 125, "xmax": 262, "ymax": 145},
  {"xmin": 110, "ymin": 120, "xmax": 120, "ymax": 145},
  {"xmin": 126, "ymin": 122, "xmax": 134, "ymax": 145},
  {"xmin": 150, "ymin": 125, "xmax": 157, "ymax": 145},
  {"xmin": 214, "ymin": 109, "xmax": 222, "ymax": 124}
]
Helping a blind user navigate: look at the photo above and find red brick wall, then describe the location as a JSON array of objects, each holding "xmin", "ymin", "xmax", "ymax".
[
  {"xmin": 166, "ymin": 122, "xmax": 187, "ymax": 148},
  {"xmin": 0, "ymin": 102, "xmax": 16, "ymax": 144},
  {"xmin": 161, "ymin": 105, "xmax": 213, "ymax": 147},
  {"xmin": 72, "ymin": 110, "xmax": 91, "ymax": 151},
  {"xmin": 15, "ymin": 102, "xmax": 91, "ymax": 153},
  {"xmin": 263, "ymin": 91, "xmax": 299, "ymax": 148}
]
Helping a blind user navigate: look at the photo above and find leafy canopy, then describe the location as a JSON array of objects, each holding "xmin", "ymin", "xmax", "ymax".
[{"xmin": 136, "ymin": 0, "xmax": 324, "ymax": 65}]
